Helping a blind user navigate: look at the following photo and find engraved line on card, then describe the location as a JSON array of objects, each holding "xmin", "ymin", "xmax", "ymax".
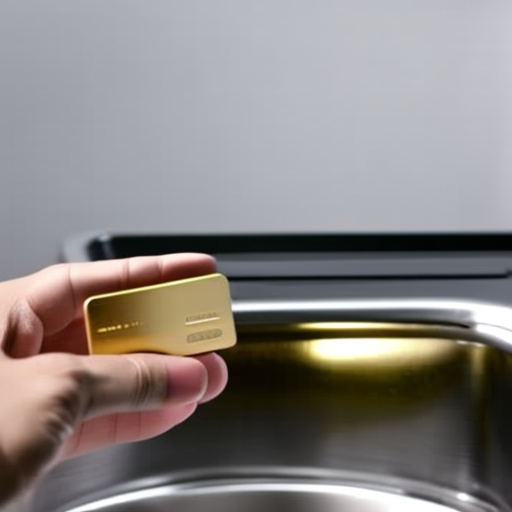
[
  {"xmin": 97, "ymin": 321, "xmax": 145, "ymax": 334},
  {"xmin": 185, "ymin": 312, "xmax": 220, "ymax": 326},
  {"xmin": 187, "ymin": 328, "xmax": 223, "ymax": 344}
]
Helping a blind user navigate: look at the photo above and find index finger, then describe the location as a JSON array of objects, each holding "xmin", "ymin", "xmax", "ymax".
[{"xmin": 25, "ymin": 253, "xmax": 217, "ymax": 336}]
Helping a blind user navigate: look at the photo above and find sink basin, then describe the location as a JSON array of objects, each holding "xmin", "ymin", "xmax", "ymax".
[{"xmin": 31, "ymin": 299, "xmax": 512, "ymax": 512}]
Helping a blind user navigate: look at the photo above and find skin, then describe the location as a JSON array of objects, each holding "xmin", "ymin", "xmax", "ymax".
[{"xmin": 0, "ymin": 253, "xmax": 228, "ymax": 507}]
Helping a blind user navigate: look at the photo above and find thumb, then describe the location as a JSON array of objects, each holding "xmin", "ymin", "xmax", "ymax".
[
  {"xmin": 0, "ymin": 354, "xmax": 208, "ymax": 492},
  {"xmin": 79, "ymin": 353, "xmax": 209, "ymax": 419}
]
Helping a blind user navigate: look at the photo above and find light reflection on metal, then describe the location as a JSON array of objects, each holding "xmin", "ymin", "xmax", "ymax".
[
  {"xmin": 308, "ymin": 337, "xmax": 423, "ymax": 362},
  {"xmin": 295, "ymin": 322, "xmax": 390, "ymax": 331}
]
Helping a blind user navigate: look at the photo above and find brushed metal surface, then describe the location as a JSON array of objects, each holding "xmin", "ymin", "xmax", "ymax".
[
  {"xmin": 31, "ymin": 300, "xmax": 512, "ymax": 511},
  {"xmin": 57, "ymin": 475, "xmax": 495, "ymax": 512}
]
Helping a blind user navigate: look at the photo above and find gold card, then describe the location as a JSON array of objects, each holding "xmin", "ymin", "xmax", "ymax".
[{"xmin": 84, "ymin": 273, "xmax": 237, "ymax": 356}]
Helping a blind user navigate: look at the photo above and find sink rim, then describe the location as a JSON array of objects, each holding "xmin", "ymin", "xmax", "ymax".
[
  {"xmin": 233, "ymin": 298, "xmax": 512, "ymax": 354},
  {"xmin": 53, "ymin": 466, "xmax": 502, "ymax": 512}
]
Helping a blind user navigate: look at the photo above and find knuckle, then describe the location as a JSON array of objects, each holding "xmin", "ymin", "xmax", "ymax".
[
  {"xmin": 34, "ymin": 262, "xmax": 66, "ymax": 281},
  {"xmin": 39, "ymin": 354, "xmax": 90, "ymax": 424},
  {"xmin": 124, "ymin": 356, "xmax": 166, "ymax": 408}
]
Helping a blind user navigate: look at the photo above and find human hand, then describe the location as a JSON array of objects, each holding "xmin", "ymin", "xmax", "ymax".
[{"xmin": 0, "ymin": 254, "xmax": 228, "ymax": 505}]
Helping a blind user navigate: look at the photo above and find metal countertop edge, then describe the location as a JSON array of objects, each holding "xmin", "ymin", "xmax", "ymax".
[{"xmin": 232, "ymin": 299, "xmax": 512, "ymax": 353}]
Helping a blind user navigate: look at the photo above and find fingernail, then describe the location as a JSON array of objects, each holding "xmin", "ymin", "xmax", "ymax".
[
  {"xmin": 192, "ymin": 353, "xmax": 228, "ymax": 403},
  {"xmin": 165, "ymin": 357, "xmax": 208, "ymax": 404}
]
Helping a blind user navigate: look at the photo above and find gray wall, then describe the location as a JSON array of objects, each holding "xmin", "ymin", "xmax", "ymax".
[{"xmin": 1, "ymin": 0, "xmax": 512, "ymax": 280}]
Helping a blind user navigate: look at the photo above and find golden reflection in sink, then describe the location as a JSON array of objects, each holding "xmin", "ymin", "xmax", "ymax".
[
  {"xmin": 307, "ymin": 336, "xmax": 454, "ymax": 366},
  {"xmin": 212, "ymin": 322, "xmax": 488, "ymax": 421},
  {"xmin": 294, "ymin": 322, "xmax": 457, "ymax": 365}
]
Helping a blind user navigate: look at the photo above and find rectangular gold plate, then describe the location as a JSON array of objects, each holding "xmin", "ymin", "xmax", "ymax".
[{"xmin": 84, "ymin": 273, "xmax": 237, "ymax": 356}]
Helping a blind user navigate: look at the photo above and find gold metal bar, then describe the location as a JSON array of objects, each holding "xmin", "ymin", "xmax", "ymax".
[{"xmin": 84, "ymin": 273, "xmax": 237, "ymax": 356}]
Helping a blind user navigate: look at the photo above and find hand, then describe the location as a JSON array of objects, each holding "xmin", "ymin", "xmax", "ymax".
[{"xmin": 0, "ymin": 254, "xmax": 228, "ymax": 505}]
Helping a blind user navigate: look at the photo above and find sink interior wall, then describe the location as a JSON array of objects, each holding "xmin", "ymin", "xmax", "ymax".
[{"xmin": 32, "ymin": 323, "xmax": 512, "ymax": 511}]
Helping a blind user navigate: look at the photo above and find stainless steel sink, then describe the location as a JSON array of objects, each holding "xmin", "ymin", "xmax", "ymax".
[
  {"xmin": 53, "ymin": 470, "xmax": 496, "ymax": 512},
  {"xmin": 30, "ymin": 299, "xmax": 512, "ymax": 511}
]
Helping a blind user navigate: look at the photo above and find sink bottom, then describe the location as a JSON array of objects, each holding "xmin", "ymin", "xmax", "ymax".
[{"xmin": 56, "ymin": 471, "xmax": 499, "ymax": 512}]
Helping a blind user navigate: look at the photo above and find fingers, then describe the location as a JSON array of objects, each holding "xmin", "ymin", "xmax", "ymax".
[
  {"xmin": 80, "ymin": 354, "xmax": 208, "ymax": 418},
  {"xmin": 0, "ymin": 253, "xmax": 229, "ymax": 501},
  {"xmin": 62, "ymin": 353, "xmax": 228, "ymax": 459},
  {"xmin": 0, "ymin": 351, "xmax": 228, "ymax": 496},
  {"xmin": 80, "ymin": 353, "xmax": 228, "ymax": 417},
  {"xmin": 25, "ymin": 253, "xmax": 217, "ymax": 337},
  {"xmin": 63, "ymin": 354, "xmax": 228, "ymax": 459}
]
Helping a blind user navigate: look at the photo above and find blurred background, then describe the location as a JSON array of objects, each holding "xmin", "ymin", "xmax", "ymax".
[{"xmin": 1, "ymin": 0, "xmax": 512, "ymax": 281}]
